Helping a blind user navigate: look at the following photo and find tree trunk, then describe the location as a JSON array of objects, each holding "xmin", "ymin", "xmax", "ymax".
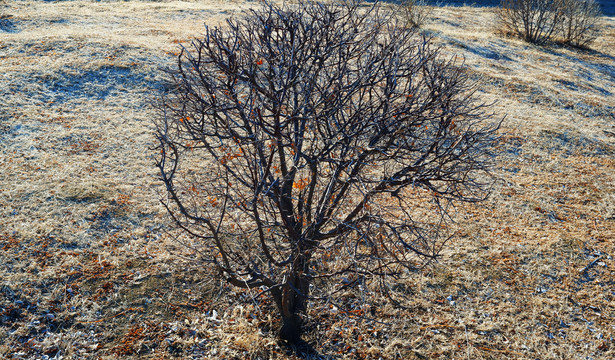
[
  {"xmin": 276, "ymin": 271, "xmax": 310, "ymax": 344},
  {"xmin": 280, "ymin": 311, "xmax": 304, "ymax": 344}
]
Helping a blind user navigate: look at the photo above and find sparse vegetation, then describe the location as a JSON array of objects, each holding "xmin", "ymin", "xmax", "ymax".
[
  {"xmin": 399, "ymin": 0, "xmax": 433, "ymax": 28},
  {"xmin": 498, "ymin": 0, "xmax": 603, "ymax": 46},
  {"xmin": 156, "ymin": 0, "xmax": 498, "ymax": 344},
  {"xmin": 498, "ymin": 0, "xmax": 564, "ymax": 44},
  {"xmin": 559, "ymin": 0, "xmax": 602, "ymax": 47},
  {"xmin": 1, "ymin": 1, "xmax": 614, "ymax": 359}
]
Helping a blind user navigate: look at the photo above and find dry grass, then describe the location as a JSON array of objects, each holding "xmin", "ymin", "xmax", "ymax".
[{"xmin": 1, "ymin": 1, "xmax": 614, "ymax": 359}]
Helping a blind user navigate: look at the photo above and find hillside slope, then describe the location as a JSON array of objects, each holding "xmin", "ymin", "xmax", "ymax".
[
  {"xmin": 1, "ymin": 1, "xmax": 614, "ymax": 359},
  {"xmin": 433, "ymin": 0, "xmax": 614, "ymax": 16}
]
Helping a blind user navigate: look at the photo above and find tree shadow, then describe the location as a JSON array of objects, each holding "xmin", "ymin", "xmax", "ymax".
[
  {"xmin": 538, "ymin": 44, "xmax": 615, "ymax": 88},
  {"xmin": 279, "ymin": 339, "xmax": 338, "ymax": 360},
  {"xmin": 0, "ymin": 16, "xmax": 18, "ymax": 33}
]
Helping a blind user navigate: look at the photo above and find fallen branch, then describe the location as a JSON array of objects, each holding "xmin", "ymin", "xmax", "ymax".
[{"xmin": 578, "ymin": 256, "xmax": 602, "ymax": 274}]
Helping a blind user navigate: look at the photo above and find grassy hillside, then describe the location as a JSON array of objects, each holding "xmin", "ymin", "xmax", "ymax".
[
  {"xmin": 429, "ymin": 0, "xmax": 615, "ymax": 16},
  {"xmin": 1, "ymin": 1, "xmax": 614, "ymax": 359}
]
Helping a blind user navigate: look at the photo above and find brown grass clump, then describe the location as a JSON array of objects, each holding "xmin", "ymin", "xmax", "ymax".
[{"xmin": 1, "ymin": 1, "xmax": 614, "ymax": 359}]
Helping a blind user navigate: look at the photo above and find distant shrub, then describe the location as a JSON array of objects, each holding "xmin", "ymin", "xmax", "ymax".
[
  {"xmin": 498, "ymin": 0, "xmax": 563, "ymax": 44},
  {"xmin": 399, "ymin": 0, "xmax": 433, "ymax": 29},
  {"xmin": 558, "ymin": 0, "xmax": 602, "ymax": 47},
  {"xmin": 498, "ymin": 0, "xmax": 602, "ymax": 46}
]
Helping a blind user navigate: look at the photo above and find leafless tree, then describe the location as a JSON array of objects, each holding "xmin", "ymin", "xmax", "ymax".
[
  {"xmin": 498, "ymin": 0, "xmax": 564, "ymax": 44},
  {"xmin": 155, "ymin": 0, "xmax": 499, "ymax": 344},
  {"xmin": 498, "ymin": 0, "xmax": 602, "ymax": 46},
  {"xmin": 399, "ymin": 0, "xmax": 433, "ymax": 29},
  {"xmin": 558, "ymin": 0, "xmax": 602, "ymax": 47}
]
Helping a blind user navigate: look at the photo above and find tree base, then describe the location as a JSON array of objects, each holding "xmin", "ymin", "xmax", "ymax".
[{"xmin": 279, "ymin": 314, "xmax": 303, "ymax": 344}]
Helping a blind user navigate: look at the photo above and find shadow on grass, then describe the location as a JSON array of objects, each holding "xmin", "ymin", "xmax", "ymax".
[
  {"xmin": 0, "ymin": 16, "xmax": 18, "ymax": 33},
  {"xmin": 280, "ymin": 339, "xmax": 337, "ymax": 360}
]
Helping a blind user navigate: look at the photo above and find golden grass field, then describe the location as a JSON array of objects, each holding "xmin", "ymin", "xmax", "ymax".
[{"xmin": 1, "ymin": 1, "xmax": 614, "ymax": 359}]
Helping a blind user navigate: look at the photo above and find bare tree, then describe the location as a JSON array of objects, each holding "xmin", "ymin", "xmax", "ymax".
[
  {"xmin": 498, "ymin": 0, "xmax": 602, "ymax": 46},
  {"xmin": 559, "ymin": 0, "xmax": 602, "ymax": 47},
  {"xmin": 498, "ymin": 0, "xmax": 564, "ymax": 44},
  {"xmin": 155, "ymin": 0, "xmax": 498, "ymax": 344},
  {"xmin": 399, "ymin": 0, "xmax": 434, "ymax": 29}
]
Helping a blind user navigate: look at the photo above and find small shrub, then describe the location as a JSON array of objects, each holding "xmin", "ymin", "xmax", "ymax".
[
  {"xmin": 498, "ymin": 0, "xmax": 563, "ymax": 44},
  {"xmin": 558, "ymin": 0, "xmax": 602, "ymax": 47},
  {"xmin": 498, "ymin": 0, "xmax": 602, "ymax": 47},
  {"xmin": 399, "ymin": 0, "xmax": 433, "ymax": 29}
]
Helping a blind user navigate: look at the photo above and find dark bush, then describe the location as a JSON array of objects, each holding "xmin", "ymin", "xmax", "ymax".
[
  {"xmin": 498, "ymin": 0, "xmax": 564, "ymax": 44},
  {"xmin": 498, "ymin": 0, "xmax": 602, "ymax": 46},
  {"xmin": 559, "ymin": 0, "xmax": 602, "ymax": 47}
]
